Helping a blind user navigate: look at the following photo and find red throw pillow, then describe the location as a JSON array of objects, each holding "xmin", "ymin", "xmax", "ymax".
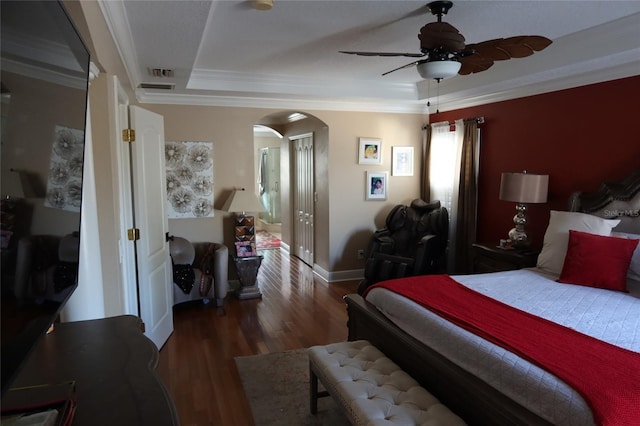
[{"xmin": 558, "ymin": 230, "xmax": 640, "ymax": 292}]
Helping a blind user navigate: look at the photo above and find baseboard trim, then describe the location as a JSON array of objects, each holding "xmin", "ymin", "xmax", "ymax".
[
  {"xmin": 262, "ymin": 245, "xmax": 363, "ymax": 283},
  {"xmin": 313, "ymin": 264, "xmax": 363, "ymax": 283}
]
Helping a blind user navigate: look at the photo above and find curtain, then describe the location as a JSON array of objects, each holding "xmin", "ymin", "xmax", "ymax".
[
  {"xmin": 452, "ymin": 118, "xmax": 480, "ymax": 273},
  {"xmin": 420, "ymin": 125, "xmax": 432, "ymax": 202},
  {"xmin": 423, "ymin": 119, "xmax": 480, "ymax": 274}
]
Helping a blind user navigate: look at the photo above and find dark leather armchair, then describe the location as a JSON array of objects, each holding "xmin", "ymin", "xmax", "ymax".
[{"xmin": 357, "ymin": 199, "xmax": 449, "ymax": 294}]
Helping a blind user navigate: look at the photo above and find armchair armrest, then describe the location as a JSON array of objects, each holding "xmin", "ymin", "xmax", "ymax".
[
  {"xmin": 360, "ymin": 252, "xmax": 415, "ymax": 294},
  {"xmin": 414, "ymin": 234, "xmax": 447, "ymax": 275},
  {"xmin": 174, "ymin": 242, "xmax": 229, "ymax": 308},
  {"xmin": 210, "ymin": 243, "xmax": 229, "ymax": 306}
]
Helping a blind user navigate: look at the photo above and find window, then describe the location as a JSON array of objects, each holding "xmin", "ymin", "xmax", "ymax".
[{"xmin": 429, "ymin": 123, "xmax": 457, "ymax": 212}]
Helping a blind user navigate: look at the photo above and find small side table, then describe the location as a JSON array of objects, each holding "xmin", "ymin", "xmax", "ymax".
[
  {"xmin": 231, "ymin": 254, "xmax": 263, "ymax": 299},
  {"xmin": 471, "ymin": 243, "xmax": 540, "ymax": 273}
]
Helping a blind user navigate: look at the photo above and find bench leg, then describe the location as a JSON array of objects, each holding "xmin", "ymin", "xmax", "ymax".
[{"xmin": 309, "ymin": 363, "xmax": 318, "ymax": 414}]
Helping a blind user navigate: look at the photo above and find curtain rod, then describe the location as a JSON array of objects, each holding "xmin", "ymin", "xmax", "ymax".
[{"xmin": 422, "ymin": 116, "xmax": 484, "ymax": 130}]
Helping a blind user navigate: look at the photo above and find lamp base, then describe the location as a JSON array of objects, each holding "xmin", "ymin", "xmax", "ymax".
[
  {"xmin": 507, "ymin": 228, "xmax": 531, "ymax": 248},
  {"xmin": 507, "ymin": 203, "xmax": 530, "ymax": 248}
]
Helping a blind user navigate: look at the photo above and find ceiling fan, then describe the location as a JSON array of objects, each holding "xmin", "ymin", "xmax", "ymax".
[{"xmin": 340, "ymin": 1, "xmax": 552, "ymax": 80}]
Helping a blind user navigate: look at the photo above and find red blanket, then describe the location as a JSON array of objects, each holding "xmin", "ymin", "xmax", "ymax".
[{"xmin": 366, "ymin": 275, "xmax": 640, "ymax": 426}]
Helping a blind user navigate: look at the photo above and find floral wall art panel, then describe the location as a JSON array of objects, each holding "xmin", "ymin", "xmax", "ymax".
[
  {"xmin": 165, "ymin": 141, "xmax": 214, "ymax": 219},
  {"xmin": 44, "ymin": 125, "xmax": 85, "ymax": 212}
]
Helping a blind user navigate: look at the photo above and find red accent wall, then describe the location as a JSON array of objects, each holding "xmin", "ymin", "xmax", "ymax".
[{"xmin": 430, "ymin": 75, "xmax": 640, "ymax": 248}]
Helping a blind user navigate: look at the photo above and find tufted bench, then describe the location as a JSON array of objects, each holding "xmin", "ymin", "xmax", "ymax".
[{"xmin": 308, "ymin": 340, "xmax": 466, "ymax": 425}]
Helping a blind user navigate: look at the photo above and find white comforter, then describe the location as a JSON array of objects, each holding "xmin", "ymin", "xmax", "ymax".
[{"xmin": 365, "ymin": 269, "xmax": 640, "ymax": 426}]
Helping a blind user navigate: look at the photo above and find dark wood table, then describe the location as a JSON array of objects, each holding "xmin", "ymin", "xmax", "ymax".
[
  {"xmin": 5, "ymin": 315, "xmax": 178, "ymax": 426},
  {"xmin": 471, "ymin": 242, "xmax": 540, "ymax": 273}
]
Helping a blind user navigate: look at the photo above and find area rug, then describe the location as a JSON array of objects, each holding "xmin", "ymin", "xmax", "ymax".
[
  {"xmin": 235, "ymin": 349, "xmax": 349, "ymax": 426},
  {"xmin": 256, "ymin": 230, "xmax": 281, "ymax": 250}
]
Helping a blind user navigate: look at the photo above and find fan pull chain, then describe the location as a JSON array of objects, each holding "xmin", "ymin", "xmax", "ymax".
[
  {"xmin": 426, "ymin": 79, "xmax": 442, "ymax": 114},
  {"xmin": 436, "ymin": 78, "xmax": 441, "ymax": 114}
]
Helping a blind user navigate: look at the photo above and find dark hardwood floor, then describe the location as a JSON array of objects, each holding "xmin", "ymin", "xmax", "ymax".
[{"xmin": 157, "ymin": 248, "xmax": 360, "ymax": 426}]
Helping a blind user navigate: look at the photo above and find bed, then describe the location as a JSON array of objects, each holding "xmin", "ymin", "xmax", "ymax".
[{"xmin": 344, "ymin": 168, "xmax": 640, "ymax": 425}]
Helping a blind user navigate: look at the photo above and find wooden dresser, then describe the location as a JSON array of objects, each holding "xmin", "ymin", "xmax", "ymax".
[{"xmin": 5, "ymin": 315, "xmax": 178, "ymax": 426}]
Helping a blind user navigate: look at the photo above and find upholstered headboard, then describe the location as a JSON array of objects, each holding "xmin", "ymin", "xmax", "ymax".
[{"xmin": 568, "ymin": 168, "xmax": 640, "ymax": 234}]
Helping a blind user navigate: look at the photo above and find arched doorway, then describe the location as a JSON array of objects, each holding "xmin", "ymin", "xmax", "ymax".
[
  {"xmin": 253, "ymin": 125, "xmax": 283, "ymax": 235},
  {"xmin": 253, "ymin": 111, "xmax": 328, "ymax": 268}
]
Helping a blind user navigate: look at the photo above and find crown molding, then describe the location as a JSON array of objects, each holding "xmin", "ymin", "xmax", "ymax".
[
  {"xmin": 188, "ymin": 69, "xmax": 419, "ymax": 100},
  {"xmin": 135, "ymin": 89, "xmax": 429, "ymax": 114},
  {"xmin": 433, "ymin": 53, "xmax": 640, "ymax": 112},
  {"xmin": 2, "ymin": 58, "xmax": 87, "ymax": 90},
  {"xmin": 98, "ymin": 0, "xmax": 141, "ymax": 92}
]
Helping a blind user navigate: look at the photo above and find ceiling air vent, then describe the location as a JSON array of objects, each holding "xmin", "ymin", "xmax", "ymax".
[
  {"xmin": 139, "ymin": 82, "xmax": 175, "ymax": 90},
  {"xmin": 150, "ymin": 68, "xmax": 174, "ymax": 78}
]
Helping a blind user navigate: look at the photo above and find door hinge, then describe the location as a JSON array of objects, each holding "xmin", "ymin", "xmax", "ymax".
[
  {"xmin": 122, "ymin": 128, "xmax": 136, "ymax": 142},
  {"xmin": 127, "ymin": 228, "xmax": 140, "ymax": 241}
]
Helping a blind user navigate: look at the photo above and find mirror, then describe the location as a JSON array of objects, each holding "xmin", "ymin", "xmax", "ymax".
[{"xmin": 1, "ymin": 0, "xmax": 91, "ymax": 395}]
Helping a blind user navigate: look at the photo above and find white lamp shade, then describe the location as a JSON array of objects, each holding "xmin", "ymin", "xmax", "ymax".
[
  {"xmin": 417, "ymin": 60, "xmax": 461, "ymax": 80},
  {"xmin": 222, "ymin": 189, "xmax": 266, "ymax": 214},
  {"xmin": 499, "ymin": 172, "xmax": 549, "ymax": 203}
]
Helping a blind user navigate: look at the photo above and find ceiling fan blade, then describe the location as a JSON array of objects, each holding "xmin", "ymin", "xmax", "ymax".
[
  {"xmin": 418, "ymin": 21, "xmax": 466, "ymax": 52},
  {"xmin": 466, "ymin": 38, "xmax": 511, "ymax": 61},
  {"xmin": 504, "ymin": 36, "xmax": 553, "ymax": 57},
  {"xmin": 466, "ymin": 36, "xmax": 552, "ymax": 61},
  {"xmin": 383, "ymin": 4, "xmax": 431, "ymax": 25},
  {"xmin": 459, "ymin": 35, "xmax": 552, "ymax": 75},
  {"xmin": 381, "ymin": 60, "xmax": 422, "ymax": 76},
  {"xmin": 519, "ymin": 35, "xmax": 553, "ymax": 51},
  {"xmin": 458, "ymin": 55, "xmax": 495, "ymax": 75},
  {"xmin": 340, "ymin": 51, "xmax": 425, "ymax": 58}
]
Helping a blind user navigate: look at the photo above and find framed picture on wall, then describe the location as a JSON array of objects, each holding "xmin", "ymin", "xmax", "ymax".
[
  {"xmin": 392, "ymin": 146, "xmax": 414, "ymax": 176},
  {"xmin": 165, "ymin": 140, "xmax": 214, "ymax": 219},
  {"xmin": 366, "ymin": 171, "xmax": 388, "ymax": 200},
  {"xmin": 358, "ymin": 138, "xmax": 382, "ymax": 164}
]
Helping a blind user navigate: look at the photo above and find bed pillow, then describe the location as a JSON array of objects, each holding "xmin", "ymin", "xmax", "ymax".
[
  {"xmin": 611, "ymin": 231, "xmax": 640, "ymax": 282},
  {"xmin": 536, "ymin": 210, "xmax": 620, "ymax": 275},
  {"xmin": 558, "ymin": 230, "xmax": 639, "ymax": 291}
]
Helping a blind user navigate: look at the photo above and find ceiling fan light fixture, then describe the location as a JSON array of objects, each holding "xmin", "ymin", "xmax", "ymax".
[{"xmin": 417, "ymin": 60, "xmax": 461, "ymax": 80}]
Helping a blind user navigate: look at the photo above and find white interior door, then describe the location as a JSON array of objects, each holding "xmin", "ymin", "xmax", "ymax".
[
  {"xmin": 291, "ymin": 133, "xmax": 314, "ymax": 266},
  {"xmin": 110, "ymin": 76, "xmax": 137, "ymax": 316},
  {"xmin": 129, "ymin": 105, "xmax": 173, "ymax": 350}
]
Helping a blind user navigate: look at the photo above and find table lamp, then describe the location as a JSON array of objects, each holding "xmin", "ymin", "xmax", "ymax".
[
  {"xmin": 222, "ymin": 188, "xmax": 266, "ymax": 256},
  {"xmin": 499, "ymin": 171, "xmax": 549, "ymax": 248}
]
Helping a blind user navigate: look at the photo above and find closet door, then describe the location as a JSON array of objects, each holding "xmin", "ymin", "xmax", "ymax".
[{"xmin": 291, "ymin": 133, "xmax": 314, "ymax": 266}]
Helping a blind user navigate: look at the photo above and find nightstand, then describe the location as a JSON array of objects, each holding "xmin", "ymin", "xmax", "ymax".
[{"xmin": 471, "ymin": 243, "xmax": 540, "ymax": 273}]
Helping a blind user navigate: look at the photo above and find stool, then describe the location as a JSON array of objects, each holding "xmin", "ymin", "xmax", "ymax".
[{"xmin": 308, "ymin": 340, "xmax": 466, "ymax": 425}]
